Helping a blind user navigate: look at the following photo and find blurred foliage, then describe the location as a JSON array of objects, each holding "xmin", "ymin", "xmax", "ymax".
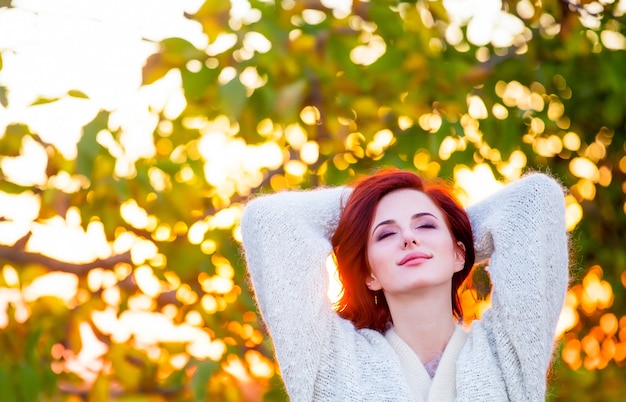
[{"xmin": 0, "ymin": 0, "xmax": 625, "ymax": 400}]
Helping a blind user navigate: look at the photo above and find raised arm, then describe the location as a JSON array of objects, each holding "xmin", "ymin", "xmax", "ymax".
[
  {"xmin": 240, "ymin": 186, "xmax": 348, "ymax": 397},
  {"xmin": 464, "ymin": 173, "xmax": 569, "ymax": 400}
]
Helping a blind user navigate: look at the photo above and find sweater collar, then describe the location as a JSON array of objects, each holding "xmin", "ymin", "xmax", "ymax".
[{"xmin": 385, "ymin": 325, "xmax": 468, "ymax": 402}]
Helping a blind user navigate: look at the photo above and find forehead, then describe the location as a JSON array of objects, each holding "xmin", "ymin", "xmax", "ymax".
[{"xmin": 373, "ymin": 189, "xmax": 443, "ymax": 221}]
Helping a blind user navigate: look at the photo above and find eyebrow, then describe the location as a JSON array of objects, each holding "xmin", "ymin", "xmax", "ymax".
[{"xmin": 372, "ymin": 212, "xmax": 438, "ymax": 235}]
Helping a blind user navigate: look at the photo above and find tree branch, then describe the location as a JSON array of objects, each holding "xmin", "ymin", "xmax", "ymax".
[{"xmin": 0, "ymin": 236, "xmax": 131, "ymax": 276}]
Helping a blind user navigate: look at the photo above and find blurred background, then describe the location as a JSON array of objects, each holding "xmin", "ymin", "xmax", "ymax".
[{"xmin": 0, "ymin": 0, "xmax": 624, "ymax": 400}]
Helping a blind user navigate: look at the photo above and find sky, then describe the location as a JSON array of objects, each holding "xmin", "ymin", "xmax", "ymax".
[{"xmin": 0, "ymin": 0, "xmax": 205, "ymax": 157}]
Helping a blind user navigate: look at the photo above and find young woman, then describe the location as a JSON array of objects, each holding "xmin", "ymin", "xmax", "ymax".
[{"xmin": 240, "ymin": 168, "xmax": 569, "ymax": 401}]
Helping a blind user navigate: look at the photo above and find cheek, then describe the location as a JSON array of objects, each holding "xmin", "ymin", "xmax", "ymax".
[
  {"xmin": 366, "ymin": 245, "xmax": 375, "ymax": 269},
  {"xmin": 366, "ymin": 244, "xmax": 384, "ymax": 273}
]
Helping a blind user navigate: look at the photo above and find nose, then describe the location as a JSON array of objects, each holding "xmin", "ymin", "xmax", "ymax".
[
  {"xmin": 402, "ymin": 232, "xmax": 419, "ymax": 248},
  {"xmin": 403, "ymin": 239, "xmax": 418, "ymax": 248}
]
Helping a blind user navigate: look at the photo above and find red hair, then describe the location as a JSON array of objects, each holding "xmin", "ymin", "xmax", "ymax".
[{"xmin": 331, "ymin": 168, "xmax": 475, "ymax": 333}]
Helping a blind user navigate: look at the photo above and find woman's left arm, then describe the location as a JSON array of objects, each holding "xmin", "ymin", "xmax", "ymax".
[{"xmin": 464, "ymin": 173, "xmax": 569, "ymax": 399}]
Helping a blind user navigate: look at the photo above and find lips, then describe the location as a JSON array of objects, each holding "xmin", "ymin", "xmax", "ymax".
[{"xmin": 398, "ymin": 252, "xmax": 432, "ymax": 266}]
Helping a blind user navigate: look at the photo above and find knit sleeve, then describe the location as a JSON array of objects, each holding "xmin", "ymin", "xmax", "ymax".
[
  {"xmin": 464, "ymin": 173, "xmax": 569, "ymax": 400},
  {"xmin": 240, "ymin": 186, "xmax": 349, "ymax": 398}
]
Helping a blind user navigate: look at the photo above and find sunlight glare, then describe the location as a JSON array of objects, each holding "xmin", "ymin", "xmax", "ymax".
[
  {"xmin": 0, "ymin": 289, "xmax": 26, "ymax": 328},
  {"xmin": 418, "ymin": 113, "xmax": 442, "ymax": 133},
  {"xmin": 207, "ymin": 33, "xmax": 238, "ymax": 56},
  {"xmin": 300, "ymin": 141, "xmax": 320, "ymax": 165},
  {"xmin": 120, "ymin": 199, "xmax": 153, "ymax": 230},
  {"xmin": 102, "ymin": 286, "xmax": 121, "ymax": 306},
  {"xmin": 373, "ymin": 129, "xmax": 394, "ymax": 149},
  {"xmin": 148, "ymin": 167, "xmax": 170, "ymax": 192},
  {"xmin": 467, "ymin": 95, "xmax": 488, "ymax": 119},
  {"xmin": 398, "ymin": 116, "xmax": 414, "ymax": 130},
  {"xmin": 134, "ymin": 265, "xmax": 162, "ymax": 298},
  {"xmin": 300, "ymin": 106, "xmax": 321, "ymax": 125},
  {"xmin": 239, "ymin": 66, "xmax": 267, "ymax": 90},
  {"xmin": 555, "ymin": 292, "xmax": 579, "ymax": 338},
  {"xmin": 321, "ymin": 0, "xmax": 352, "ymax": 19},
  {"xmin": 581, "ymin": 266, "xmax": 614, "ymax": 314},
  {"xmin": 130, "ymin": 238, "xmax": 159, "ymax": 265},
  {"xmin": 185, "ymin": 310, "xmax": 203, "ymax": 326},
  {"xmin": 284, "ymin": 160, "xmax": 307, "ymax": 177},
  {"xmin": 209, "ymin": 207, "xmax": 240, "ymax": 230},
  {"xmin": 285, "ymin": 123, "xmax": 308, "ymax": 150},
  {"xmin": 223, "ymin": 354, "xmax": 253, "ymax": 383},
  {"xmin": 445, "ymin": 0, "xmax": 525, "ymax": 48},
  {"xmin": 229, "ymin": 0, "xmax": 261, "ymax": 28},
  {"xmin": 350, "ymin": 34, "xmax": 386, "ymax": 66},
  {"xmin": 570, "ymin": 157, "xmax": 600, "ymax": 181},
  {"xmin": 188, "ymin": 220, "xmax": 209, "ymax": 245},
  {"xmin": 0, "ymin": 136, "xmax": 47, "ymax": 186},
  {"xmin": 565, "ymin": 195, "xmax": 583, "ymax": 231},
  {"xmin": 245, "ymin": 350, "xmax": 275, "ymax": 378},
  {"xmin": 454, "ymin": 164, "xmax": 503, "ymax": 206},
  {"xmin": 0, "ymin": 191, "xmax": 40, "ymax": 223},
  {"xmin": 302, "ymin": 9, "xmax": 327, "ymax": 25},
  {"xmin": 243, "ymin": 31, "xmax": 272, "ymax": 54},
  {"xmin": 516, "ymin": 0, "xmax": 535, "ymax": 19},
  {"xmin": 63, "ymin": 322, "xmax": 108, "ymax": 384},
  {"xmin": 600, "ymin": 313, "xmax": 618, "ymax": 336},
  {"xmin": 326, "ymin": 254, "xmax": 343, "ymax": 305},
  {"xmin": 48, "ymin": 171, "xmax": 90, "ymax": 193},
  {"xmin": 88, "ymin": 268, "xmax": 104, "ymax": 292},
  {"xmin": 438, "ymin": 136, "xmax": 458, "ymax": 160},
  {"xmin": 27, "ymin": 219, "xmax": 107, "ymax": 263},
  {"xmin": 2, "ymin": 265, "xmax": 19, "ymax": 287},
  {"xmin": 23, "ymin": 272, "xmax": 78, "ymax": 305}
]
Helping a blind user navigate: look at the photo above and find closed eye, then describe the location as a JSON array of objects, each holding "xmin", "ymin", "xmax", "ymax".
[
  {"xmin": 416, "ymin": 223, "xmax": 436, "ymax": 229},
  {"xmin": 376, "ymin": 231, "xmax": 396, "ymax": 241}
]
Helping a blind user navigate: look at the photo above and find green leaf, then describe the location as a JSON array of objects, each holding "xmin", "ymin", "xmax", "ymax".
[
  {"xmin": 142, "ymin": 53, "xmax": 172, "ymax": 85},
  {"xmin": 181, "ymin": 65, "xmax": 219, "ymax": 100},
  {"xmin": 76, "ymin": 110, "xmax": 109, "ymax": 177},
  {"xmin": 0, "ymin": 180, "xmax": 32, "ymax": 194},
  {"xmin": 0, "ymin": 124, "xmax": 30, "ymax": 161},
  {"xmin": 143, "ymin": 38, "xmax": 206, "ymax": 86},
  {"xmin": 161, "ymin": 37, "xmax": 204, "ymax": 63},
  {"xmin": 191, "ymin": 360, "xmax": 219, "ymax": 401},
  {"xmin": 31, "ymin": 96, "xmax": 60, "ymax": 106},
  {"xmin": 0, "ymin": 367, "xmax": 17, "ymax": 402},
  {"xmin": 109, "ymin": 343, "xmax": 144, "ymax": 391},
  {"xmin": 67, "ymin": 89, "xmax": 89, "ymax": 99},
  {"xmin": 24, "ymin": 328, "xmax": 41, "ymax": 362},
  {"xmin": 88, "ymin": 374, "xmax": 110, "ymax": 402},
  {"xmin": 193, "ymin": 1, "xmax": 231, "ymax": 42},
  {"xmin": 0, "ymin": 86, "xmax": 7, "ymax": 107},
  {"xmin": 18, "ymin": 363, "xmax": 40, "ymax": 402},
  {"xmin": 603, "ymin": 94, "xmax": 623, "ymax": 126},
  {"xmin": 274, "ymin": 79, "xmax": 307, "ymax": 122},
  {"xmin": 219, "ymin": 76, "xmax": 248, "ymax": 119}
]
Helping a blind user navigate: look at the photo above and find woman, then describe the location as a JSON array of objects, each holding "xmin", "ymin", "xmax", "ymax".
[{"xmin": 241, "ymin": 168, "xmax": 569, "ymax": 401}]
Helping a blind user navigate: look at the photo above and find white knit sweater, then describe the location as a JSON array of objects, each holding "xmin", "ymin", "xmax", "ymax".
[{"xmin": 241, "ymin": 173, "xmax": 569, "ymax": 401}]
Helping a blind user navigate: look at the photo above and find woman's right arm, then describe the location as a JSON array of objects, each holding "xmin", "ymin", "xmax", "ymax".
[{"xmin": 240, "ymin": 186, "xmax": 348, "ymax": 397}]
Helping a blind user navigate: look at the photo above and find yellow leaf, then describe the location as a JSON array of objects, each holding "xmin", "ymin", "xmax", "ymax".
[{"xmin": 88, "ymin": 374, "xmax": 110, "ymax": 402}]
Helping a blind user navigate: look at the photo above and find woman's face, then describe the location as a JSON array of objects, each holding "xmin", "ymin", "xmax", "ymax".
[{"xmin": 365, "ymin": 189, "xmax": 465, "ymax": 297}]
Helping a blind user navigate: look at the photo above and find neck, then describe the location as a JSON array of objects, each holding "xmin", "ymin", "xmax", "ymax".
[{"xmin": 386, "ymin": 286, "xmax": 457, "ymax": 364}]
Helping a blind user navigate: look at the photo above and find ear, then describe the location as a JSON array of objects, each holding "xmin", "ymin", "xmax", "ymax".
[
  {"xmin": 454, "ymin": 241, "xmax": 466, "ymax": 273},
  {"xmin": 365, "ymin": 273, "xmax": 382, "ymax": 291}
]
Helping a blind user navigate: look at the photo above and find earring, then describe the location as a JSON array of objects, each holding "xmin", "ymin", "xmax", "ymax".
[{"xmin": 374, "ymin": 293, "xmax": 378, "ymax": 305}]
